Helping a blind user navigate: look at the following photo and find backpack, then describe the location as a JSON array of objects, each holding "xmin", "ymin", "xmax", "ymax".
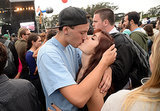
[
  {"xmin": 2, "ymin": 40, "xmax": 17, "ymax": 78},
  {"xmin": 113, "ymin": 33, "xmax": 151, "ymax": 87}
]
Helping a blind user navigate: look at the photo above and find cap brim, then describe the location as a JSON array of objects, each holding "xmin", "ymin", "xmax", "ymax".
[{"xmin": 51, "ymin": 26, "xmax": 61, "ymax": 29}]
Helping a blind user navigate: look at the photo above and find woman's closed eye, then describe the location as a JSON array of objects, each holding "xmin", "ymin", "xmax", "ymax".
[
  {"xmin": 91, "ymin": 35, "xmax": 97, "ymax": 40},
  {"xmin": 91, "ymin": 37, "xmax": 95, "ymax": 40}
]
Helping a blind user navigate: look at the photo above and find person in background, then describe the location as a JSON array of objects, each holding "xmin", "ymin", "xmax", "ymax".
[
  {"xmin": 10, "ymin": 33, "xmax": 18, "ymax": 44},
  {"xmin": 144, "ymin": 24, "xmax": 154, "ymax": 41},
  {"xmin": 39, "ymin": 32, "xmax": 46, "ymax": 44},
  {"xmin": 118, "ymin": 17, "xmax": 131, "ymax": 36},
  {"xmin": 14, "ymin": 58, "xmax": 22, "ymax": 79},
  {"xmin": 138, "ymin": 21, "xmax": 143, "ymax": 28},
  {"xmin": 3, "ymin": 34, "xmax": 10, "ymax": 40},
  {"xmin": 0, "ymin": 34, "xmax": 19, "ymax": 78},
  {"xmin": 101, "ymin": 33, "xmax": 160, "ymax": 111},
  {"xmin": 0, "ymin": 42, "xmax": 41, "ymax": 111},
  {"xmin": 26, "ymin": 33, "xmax": 41, "ymax": 81},
  {"xmin": 156, "ymin": 17, "xmax": 160, "ymax": 31},
  {"xmin": 93, "ymin": 8, "xmax": 135, "ymax": 98},
  {"xmin": 123, "ymin": 11, "xmax": 148, "ymax": 52},
  {"xmin": 143, "ymin": 24, "xmax": 154, "ymax": 55},
  {"xmin": 147, "ymin": 17, "xmax": 151, "ymax": 24},
  {"xmin": 46, "ymin": 29, "xmax": 57, "ymax": 40},
  {"xmin": 15, "ymin": 28, "xmax": 31, "ymax": 80},
  {"xmin": 17, "ymin": 27, "xmax": 25, "ymax": 39},
  {"xmin": 37, "ymin": 6, "xmax": 116, "ymax": 111},
  {"xmin": 26, "ymin": 33, "xmax": 46, "ymax": 110},
  {"xmin": 150, "ymin": 21, "xmax": 159, "ymax": 40}
]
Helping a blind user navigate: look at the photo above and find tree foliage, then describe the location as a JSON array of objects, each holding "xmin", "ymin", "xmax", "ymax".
[
  {"xmin": 82, "ymin": 2, "xmax": 118, "ymax": 17},
  {"xmin": 146, "ymin": 5, "xmax": 160, "ymax": 16},
  {"xmin": 37, "ymin": 2, "xmax": 118, "ymax": 32}
]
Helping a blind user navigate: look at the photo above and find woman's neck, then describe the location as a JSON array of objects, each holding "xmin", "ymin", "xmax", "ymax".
[
  {"xmin": 29, "ymin": 47, "xmax": 36, "ymax": 52},
  {"xmin": 76, "ymin": 53, "xmax": 93, "ymax": 83},
  {"xmin": 81, "ymin": 53, "xmax": 92, "ymax": 70}
]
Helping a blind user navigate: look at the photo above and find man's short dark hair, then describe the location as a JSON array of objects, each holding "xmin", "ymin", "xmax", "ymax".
[
  {"xmin": 94, "ymin": 8, "xmax": 115, "ymax": 25},
  {"xmin": 125, "ymin": 11, "xmax": 140, "ymax": 25},
  {"xmin": 0, "ymin": 42, "xmax": 7, "ymax": 74}
]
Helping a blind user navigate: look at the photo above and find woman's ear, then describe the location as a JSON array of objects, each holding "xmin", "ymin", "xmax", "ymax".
[{"xmin": 31, "ymin": 40, "xmax": 34, "ymax": 45}]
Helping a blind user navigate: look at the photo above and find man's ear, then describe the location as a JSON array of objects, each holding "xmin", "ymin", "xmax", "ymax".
[
  {"xmin": 130, "ymin": 19, "xmax": 134, "ymax": 25},
  {"xmin": 62, "ymin": 26, "xmax": 69, "ymax": 35},
  {"xmin": 103, "ymin": 19, "xmax": 109, "ymax": 26}
]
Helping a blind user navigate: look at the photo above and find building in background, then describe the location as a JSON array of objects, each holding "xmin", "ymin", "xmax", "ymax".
[{"xmin": 0, "ymin": 0, "xmax": 36, "ymax": 35}]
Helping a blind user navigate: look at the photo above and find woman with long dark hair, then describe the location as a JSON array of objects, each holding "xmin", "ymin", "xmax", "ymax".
[
  {"xmin": 26, "ymin": 33, "xmax": 41, "ymax": 79},
  {"xmin": 26, "ymin": 33, "xmax": 46, "ymax": 110},
  {"xmin": 77, "ymin": 29, "xmax": 114, "ymax": 111}
]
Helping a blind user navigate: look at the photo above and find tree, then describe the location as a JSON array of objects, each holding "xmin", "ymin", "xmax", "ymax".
[
  {"xmin": 50, "ymin": 14, "xmax": 58, "ymax": 27},
  {"xmin": 35, "ymin": 2, "xmax": 118, "ymax": 33},
  {"xmin": 82, "ymin": 2, "xmax": 118, "ymax": 17},
  {"xmin": 146, "ymin": 5, "xmax": 160, "ymax": 17}
]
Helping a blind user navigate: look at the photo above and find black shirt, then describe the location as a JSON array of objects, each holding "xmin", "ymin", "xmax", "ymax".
[{"xmin": 0, "ymin": 74, "xmax": 41, "ymax": 111}]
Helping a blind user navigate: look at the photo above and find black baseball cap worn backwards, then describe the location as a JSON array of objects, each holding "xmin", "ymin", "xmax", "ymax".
[{"xmin": 57, "ymin": 6, "xmax": 88, "ymax": 28}]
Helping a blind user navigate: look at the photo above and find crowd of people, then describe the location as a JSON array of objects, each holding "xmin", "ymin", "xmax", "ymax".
[{"xmin": 0, "ymin": 6, "xmax": 160, "ymax": 111}]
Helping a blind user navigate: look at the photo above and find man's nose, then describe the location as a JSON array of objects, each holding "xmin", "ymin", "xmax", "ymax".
[
  {"xmin": 83, "ymin": 33, "xmax": 88, "ymax": 40},
  {"xmin": 92, "ymin": 23, "xmax": 95, "ymax": 28}
]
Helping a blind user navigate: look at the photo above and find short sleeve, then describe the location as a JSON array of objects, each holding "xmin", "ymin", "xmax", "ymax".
[{"xmin": 38, "ymin": 50, "xmax": 77, "ymax": 96}]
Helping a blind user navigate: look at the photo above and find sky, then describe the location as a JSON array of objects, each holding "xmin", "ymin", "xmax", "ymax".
[{"xmin": 35, "ymin": 0, "xmax": 160, "ymax": 16}]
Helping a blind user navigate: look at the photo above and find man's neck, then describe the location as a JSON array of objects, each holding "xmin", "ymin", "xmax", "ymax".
[
  {"xmin": 130, "ymin": 24, "xmax": 139, "ymax": 32},
  {"xmin": 105, "ymin": 25, "xmax": 115, "ymax": 33},
  {"xmin": 54, "ymin": 32, "xmax": 68, "ymax": 47}
]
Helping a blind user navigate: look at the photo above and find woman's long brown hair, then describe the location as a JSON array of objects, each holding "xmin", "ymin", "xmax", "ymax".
[{"xmin": 77, "ymin": 29, "xmax": 114, "ymax": 82}]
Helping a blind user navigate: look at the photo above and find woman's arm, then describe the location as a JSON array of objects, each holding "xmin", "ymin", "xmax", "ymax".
[
  {"xmin": 14, "ymin": 58, "xmax": 22, "ymax": 79},
  {"xmin": 33, "ymin": 39, "xmax": 47, "ymax": 58},
  {"xmin": 60, "ymin": 45, "xmax": 117, "ymax": 108},
  {"xmin": 33, "ymin": 66, "xmax": 38, "ymax": 75},
  {"xmin": 87, "ymin": 87, "xmax": 104, "ymax": 111}
]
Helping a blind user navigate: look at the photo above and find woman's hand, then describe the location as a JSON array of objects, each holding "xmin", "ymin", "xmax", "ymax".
[
  {"xmin": 100, "ymin": 44, "xmax": 117, "ymax": 66},
  {"xmin": 99, "ymin": 67, "xmax": 112, "ymax": 94}
]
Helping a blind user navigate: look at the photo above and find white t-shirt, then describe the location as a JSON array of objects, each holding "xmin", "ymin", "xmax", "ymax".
[{"xmin": 101, "ymin": 88, "xmax": 160, "ymax": 111}]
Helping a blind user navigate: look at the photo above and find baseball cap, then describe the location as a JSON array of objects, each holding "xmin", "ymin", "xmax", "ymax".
[
  {"xmin": 3, "ymin": 34, "xmax": 10, "ymax": 40},
  {"xmin": 56, "ymin": 6, "xmax": 88, "ymax": 28}
]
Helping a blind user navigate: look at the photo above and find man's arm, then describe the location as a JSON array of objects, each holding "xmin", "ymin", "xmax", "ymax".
[{"xmin": 111, "ymin": 44, "xmax": 134, "ymax": 91}]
